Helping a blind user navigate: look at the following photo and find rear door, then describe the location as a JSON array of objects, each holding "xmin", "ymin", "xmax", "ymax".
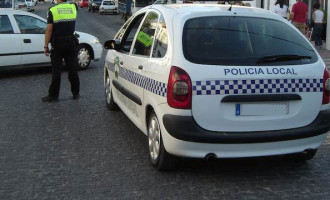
[
  {"xmin": 0, "ymin": 14, "xmax": 22, "ymax": 67},
  {"xmin": 181, "ymin": 15, "xmax": 323, "ymax": 132}
]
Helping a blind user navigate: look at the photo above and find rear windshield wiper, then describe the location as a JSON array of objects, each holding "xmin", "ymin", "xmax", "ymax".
[{"xmin": 257, "ymin": 55, "xmax": 312, "ymax": 64}]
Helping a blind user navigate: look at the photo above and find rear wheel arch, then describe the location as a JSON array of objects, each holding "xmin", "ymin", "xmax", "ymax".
[{"xmin": 145, "ymin": 105, "xmax": 154, "ymax": 132}]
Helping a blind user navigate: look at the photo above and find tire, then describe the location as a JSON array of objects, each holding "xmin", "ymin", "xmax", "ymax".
[
  {"xmin": 77, "ymin": 44, "xmax": 91, "ymax": 70},
  {"xmin": 88, "ymin": 8, "xmax": 91, "ymax": 12},
  {"xmin": 148, "ymin": 111, "xmax": 178, "ymax": 171},
  {"xmin": 105, "ymin": 72, "xmax": 119, "ymax": 111},
  {"xmin": 285, "ymin": 149, "xmax": 318, "ymax": 162}
]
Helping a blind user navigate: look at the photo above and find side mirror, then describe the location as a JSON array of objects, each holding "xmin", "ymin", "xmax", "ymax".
[{"xmin": 104, "ymin": 39, "xmax": 120, "ymax": 50}]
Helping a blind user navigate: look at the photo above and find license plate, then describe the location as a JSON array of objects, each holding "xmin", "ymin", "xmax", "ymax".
[{"xmin": 236, "ymin": 102, "xmax": 288, "ymax": 116}]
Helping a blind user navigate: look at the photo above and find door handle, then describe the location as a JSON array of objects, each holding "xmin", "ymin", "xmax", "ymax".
[
  {"xmin": 120, "ymin": 61, "xmax": 123, "ymax": 65},
  {"xmin": 23, "ymin": 39, "xmax": 31, "ymax": 43},
  {"xmin": 138, "ymin": 65, "xmax": 143, "ymax": 70}
]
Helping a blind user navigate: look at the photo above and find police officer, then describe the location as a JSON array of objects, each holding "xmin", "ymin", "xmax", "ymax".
[{"xmin": 42, "ymin": 0, "xmax": 80, "ymax": 102}]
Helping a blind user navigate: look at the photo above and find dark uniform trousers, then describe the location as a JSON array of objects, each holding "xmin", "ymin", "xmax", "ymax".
[{"xmin": 49, "ymin": 35, "xmax": 80, "ymax": 97}]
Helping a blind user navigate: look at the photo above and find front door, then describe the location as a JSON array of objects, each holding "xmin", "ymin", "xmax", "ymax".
[
  {"xmin": 14, "ymin": 14, "xmax": 49, "ymax": 66},
  {"xmin": 111, "ymin": 12, "xmax": 146, "ymax": 128}
]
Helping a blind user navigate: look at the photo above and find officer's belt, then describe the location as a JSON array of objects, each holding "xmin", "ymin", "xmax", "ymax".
[{"xmin": 54, "ymin": 35, "xmax": 75, "ymax": 39}]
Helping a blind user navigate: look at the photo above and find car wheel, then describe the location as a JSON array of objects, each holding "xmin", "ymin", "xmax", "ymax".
[
  {"xmin": 105, "ymin": 73, "xmax": 119, "ymax": 111},
  {"xmin": 77, "ymin": 44, "xmax": 91, "ymax": 70},
  {"xmin": 88, "ymin": 8, "xmax": 91, "ymax": 12},
  {"xmin": 285, "ymin": 149, "xmax": 318, "ymax": 162},
  {"xmin": 148, "ymin": 111, "xmax": 178, "ymax": 171}
]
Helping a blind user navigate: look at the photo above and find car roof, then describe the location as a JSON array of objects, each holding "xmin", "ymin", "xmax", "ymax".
[
  {"xmin": 0, "ymin": 8, "xmax": 27, "ymax": 14},
  {"xmin": 140, "ymin": 4, "xmax": 279, "ymax": 20},
  {"xmin": 0, "ymin": 9, "xmax": 46, "ymax": 20}
]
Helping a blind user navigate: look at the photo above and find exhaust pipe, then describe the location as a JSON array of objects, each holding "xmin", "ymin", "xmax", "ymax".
[{"xmin": 204, "ymin": 153, "xmax": 217, "ymax": 161}]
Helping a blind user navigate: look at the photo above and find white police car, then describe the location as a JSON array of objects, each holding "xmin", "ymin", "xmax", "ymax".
[{"xmin": 103, "ymin": 3, "xmax": 330, "ymax": 170}]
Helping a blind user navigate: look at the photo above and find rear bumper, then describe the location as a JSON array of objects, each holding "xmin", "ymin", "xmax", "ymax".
[{"xmin": 163, "ymin": 110, "xmax": 330, "ymax": 144}]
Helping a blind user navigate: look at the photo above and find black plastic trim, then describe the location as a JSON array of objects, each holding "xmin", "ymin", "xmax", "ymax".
[
  {"xmin": 163, "ymin": 110, "xmax": 330, "ymax": 144},
  {"xmin": 221, "ymin": 94, "xmax": 301, "ymax": 102},
  {"xmin": 112, "ymin": 80, "xmax": 142, "ymax": 105},
  {"xmin": 0, "ymin": 51, "xmax": 44, "ymax": 56}
]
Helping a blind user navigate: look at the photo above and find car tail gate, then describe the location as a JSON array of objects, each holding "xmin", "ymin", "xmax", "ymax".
[{"xmin": 189, "ymin": 64, "xmax": 324, "ymax": 132}]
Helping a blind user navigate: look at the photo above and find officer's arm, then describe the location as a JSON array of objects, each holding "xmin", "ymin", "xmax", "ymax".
[
  {"xmin": 44, "ymin": 9, "xmax": 53, "ymax": 55},
  {"xmin": 44, "ymin": 24, "xmax": 53, "ymax": 49}
]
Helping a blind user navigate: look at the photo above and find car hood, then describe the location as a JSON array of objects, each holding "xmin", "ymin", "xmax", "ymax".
[{"xmin": 76, "ymin": 31, "xmax": 98, "ymax": 43}]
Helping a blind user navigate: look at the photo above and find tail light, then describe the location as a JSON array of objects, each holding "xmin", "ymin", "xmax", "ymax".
[
  {"xmin": 167, "ymin": 66, "xmax": 192, "ymax": 109},
  {"xmin": 322, "ymin": 68, "xmax": 330, "ymax": 104}
]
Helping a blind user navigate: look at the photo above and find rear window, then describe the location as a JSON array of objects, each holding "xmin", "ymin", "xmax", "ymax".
[{"xmin": 183, "ymin": 16, "xmax": 317, "ymax": 66}]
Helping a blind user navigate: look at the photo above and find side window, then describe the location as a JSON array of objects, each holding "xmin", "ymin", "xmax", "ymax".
[
  {"xmin": 119, "ymin": 13, "xmax": 145, "ymax": 53},
  {"xmin": 14, "ymin": 15, "xmax": 46, "ymax": 34},
  {"xmin": 115, "ymin": 17, "xmax": 133, "ymax": 41},
  {"xmin": 0, "ymin": 15, "xmax": 14, "ymax": 34},
  {"xmin": 132, "ymin": 12, "xmax": 159, "ymax": 57},
  {"xmin": 152, "ymin": 15, "xmax": 168, "ymax": 58}
]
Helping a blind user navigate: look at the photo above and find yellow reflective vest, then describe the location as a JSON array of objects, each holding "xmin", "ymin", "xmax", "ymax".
[{"xmin": 50, "ymin": 3, "xmax": 77, "ymax": 23}]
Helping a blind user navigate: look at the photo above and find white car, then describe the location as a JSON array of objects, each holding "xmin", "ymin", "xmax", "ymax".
[
  {"xmin": 0, "ymin": 9, "xmax": 103, "ymax": 70},
  {"xmin": 0, "ymin": 0, "xmax": 14, "ymax": 8},
  {"xmin": 99, "ymin": 0, "xmax": 116, "ymax": 15},
  {"xmin": 103, "ymin": 3, "xmax": 330, "ymax": 170},
  {"xmin": 25, "ymin": 0, "xmax": 35, "ymax": 11}
]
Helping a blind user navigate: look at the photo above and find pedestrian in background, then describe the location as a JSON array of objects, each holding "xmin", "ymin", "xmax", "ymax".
[
  {"xmin": 274, "ymin": 0, "xmax": 289, "ymax": 19},
  {"xmin": 290, "ymin": 0, "xmax": 308, "ymax": 34},
  {"xmin": 312, "ymin": 3, "xmax": 324, "ymax": 50},
  {"xmin": 42, "ymin": 0, "xmax": 80, "ymax": 102},
  {"xmin": 124, "ymin": 0, "xmax": 131, "ymax": 22}
]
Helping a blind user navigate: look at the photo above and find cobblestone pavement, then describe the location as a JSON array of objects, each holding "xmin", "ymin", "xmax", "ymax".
[
  {"xmin": 1, "ymin": 3, "xmax": 330, "ymax": 200},
  {"xmin": 324, "ymin": 59, "xmax": 330, "ymax": 68}
]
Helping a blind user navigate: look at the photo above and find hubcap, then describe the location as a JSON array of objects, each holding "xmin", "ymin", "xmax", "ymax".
[
  {"xmin": 77, "ymin": 47, "xmax": 90, "ymax": 68},
  {"xmin": 148, "ymin": 115, "xmax": 160, "ymax": 161},
  {"xmin": 105, "ymin": 76, "xmax": 111, "ymax": 104}
]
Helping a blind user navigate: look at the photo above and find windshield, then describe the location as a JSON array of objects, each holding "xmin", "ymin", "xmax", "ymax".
[
  {"xmin": 103, "ymin": 1, "xmax": 114, "ymax": 5},
  {"xmin": 135, "ymin": 0, "xmax": 153, "ymax": 7},
  {"xmin": 0, "ymin": 0, "xmax": 12, "ymax": 8},
  {"xmin": 183, "ymin": 16, "xmax": 317, "ymax": 66}
]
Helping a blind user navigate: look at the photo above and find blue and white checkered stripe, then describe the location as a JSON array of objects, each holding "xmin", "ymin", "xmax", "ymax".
[
  {"xmin": 109, "ymin": 63, "xmax": 167, "ymax": 97},
  {"xmin": 192, "ymin": 79, "xmax": 323, "ymax": 95}
]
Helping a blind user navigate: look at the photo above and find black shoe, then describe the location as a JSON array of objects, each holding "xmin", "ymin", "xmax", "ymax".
[
  {"xmin": 42, "ymin": 96, "xmax": 58, "ymax": 102},
  {"xmin": 72, "ymin": 94, "xmax": 80, "ymax": 100}
]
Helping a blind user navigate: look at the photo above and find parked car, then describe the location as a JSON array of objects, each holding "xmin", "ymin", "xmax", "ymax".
[
  {"xmin": 0, "ymin": 0, "xmax": 13, "ymax": 8},
  {"xmin": 25, "ymin": 0, "xmax": 35, "ymax": 11},
  {"xmin": 0, "ymin": 9, "xmax": 103, "ymax": 70},
  {"xmin": 99, "ymin": 0, "xmax": 116, "ymax": 15},
  {"xmin": 103, "ymin": 3, "xmax": 330, "ymax": 170},
  {"xmin": 88, "ymin": 0, "xmax": 102, "ymax": 12},
  {"xmin": 79, "ymin": 0, "xmax": 87, "ymax": 8}
]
